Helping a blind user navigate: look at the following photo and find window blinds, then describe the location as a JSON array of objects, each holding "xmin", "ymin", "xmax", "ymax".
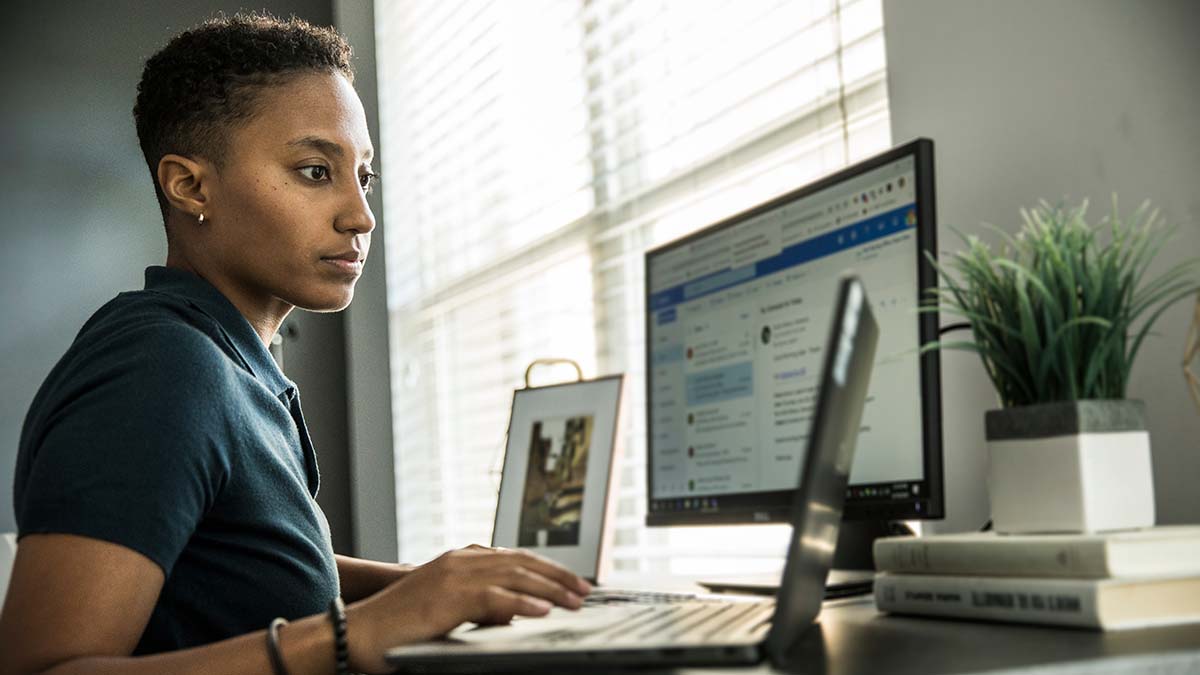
[{"xmin": 375, "ymin": 0, "xmax": 891, "ymax": 568}]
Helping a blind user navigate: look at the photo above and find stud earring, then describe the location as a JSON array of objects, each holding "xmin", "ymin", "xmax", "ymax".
[{"xmin": 198, "ymin": 213, "xmax": 205, "ymax": 224}]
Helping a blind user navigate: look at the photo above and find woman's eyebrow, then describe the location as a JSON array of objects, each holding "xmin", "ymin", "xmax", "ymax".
[{"xmin": 286, "ymin": 135, "xmax": 374, "ymax": 163}]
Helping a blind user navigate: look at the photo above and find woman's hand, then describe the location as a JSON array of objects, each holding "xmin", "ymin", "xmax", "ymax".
[
  {"xmin": 334, "ymin": 554, "xmax": 416, "ymax": 602},
  {"xmin": 345, "ymin": 544, "xmax": 592, "ymax": 674}
]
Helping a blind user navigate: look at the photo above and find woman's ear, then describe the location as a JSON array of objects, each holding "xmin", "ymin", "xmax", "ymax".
[{"xmin": 157, "ymin": 154, "xmax": 211, "ymax": 219}]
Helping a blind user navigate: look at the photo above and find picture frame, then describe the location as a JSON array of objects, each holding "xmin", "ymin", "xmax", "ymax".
[{"xmin": 491, "ymin": 374, "xmax": 625, "ymax": 581}]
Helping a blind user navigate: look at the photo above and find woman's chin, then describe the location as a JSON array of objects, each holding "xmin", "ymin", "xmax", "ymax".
[{"xmin": 293, "ymin": 286, "xmax": 356, "ymax": 313}]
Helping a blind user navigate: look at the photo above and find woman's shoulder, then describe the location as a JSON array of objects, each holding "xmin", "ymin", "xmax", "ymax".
[
  {"xmin": 76, "ymin": 288, "xmax": 233, "ymax": 363},
  {"xmin": 17, "ymin": 291, "xmax": 246, "ymax": 500},
  {"xmin": 37, "ymin": 290, "xmax": 245, "ymax": 410}
]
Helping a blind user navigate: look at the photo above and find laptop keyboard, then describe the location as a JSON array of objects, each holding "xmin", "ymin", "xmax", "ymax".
[
  {"xmin": 542, "ymin": 599, "xmax": 774, "ymax": 646},
  {"xmin": 629, "ymin": 601, "xmax": 773, "ymax": 642}
]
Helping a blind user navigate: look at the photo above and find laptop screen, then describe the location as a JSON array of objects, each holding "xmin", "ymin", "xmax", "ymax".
[{"xmin": 766, "ymin": 275, "xmax": 878, "ymax": 660}]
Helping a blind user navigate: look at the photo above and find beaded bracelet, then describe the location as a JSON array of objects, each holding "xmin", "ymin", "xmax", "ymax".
[
  {"xmin": 329, "ymin": 596, "xmax": 349, "ymax": 675},
  {"xmin": 266, "ymin": 617, "xmax": 290, "ymax": 675}
]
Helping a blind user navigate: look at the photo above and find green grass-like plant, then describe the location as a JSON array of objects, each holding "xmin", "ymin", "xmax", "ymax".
[{"xmin": 923, "ymin": 198, "xmax": 1200, "ymax": 407}]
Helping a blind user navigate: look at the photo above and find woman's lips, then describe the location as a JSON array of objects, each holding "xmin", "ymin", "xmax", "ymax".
[{"xmin": 321, "ymin": 257, "xmax": 364, "ymax": 274}]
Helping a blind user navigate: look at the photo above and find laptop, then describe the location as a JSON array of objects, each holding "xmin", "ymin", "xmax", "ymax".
[{"xmin": 385, "ymin": 274, "xmax": 879, "ymax": 671}]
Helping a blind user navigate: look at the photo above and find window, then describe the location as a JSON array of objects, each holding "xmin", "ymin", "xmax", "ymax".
[{"xmin": 375, "ymin": 0, "xmax": 891, "ymax": 570}]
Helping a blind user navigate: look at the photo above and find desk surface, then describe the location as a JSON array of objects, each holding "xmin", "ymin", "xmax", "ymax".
[
  {"xmin": 684, "ymin": 596, "xmax": 1200, "ymax": 675},
  {"xmin": 589, "ymin": 575, "xmax": 1200, "ymax": 674}
]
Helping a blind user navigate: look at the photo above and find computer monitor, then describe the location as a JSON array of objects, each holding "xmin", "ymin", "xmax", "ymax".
[{"xmin": 643, "ymin": 139, "xmax": 943, "ymax": 547}]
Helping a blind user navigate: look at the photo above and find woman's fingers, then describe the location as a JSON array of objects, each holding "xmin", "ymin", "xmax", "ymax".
[
  {"xmin": 475, "ymin": 586, "xmax": 553, "ymax": 625},
  {"xmin": 492, "ymin": 565, "xmax": 583, "ymax": 609},
  {"xmin": 496, "ymin": 548, "xmax": 592, "ymax": 597}
]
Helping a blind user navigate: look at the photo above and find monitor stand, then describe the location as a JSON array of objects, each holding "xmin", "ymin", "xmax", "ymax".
[{"xmin": 697, "ymin": 520, "xmax": 914, "ymax": 598}]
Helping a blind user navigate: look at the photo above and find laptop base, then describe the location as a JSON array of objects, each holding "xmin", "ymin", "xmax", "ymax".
[
  {"xmin": 386, "ymin": 600, "xmax": 772, "ymax": 673},
  {"xmin": 388, "ymin": 643, "xmax": 763, "ymax": 673}
]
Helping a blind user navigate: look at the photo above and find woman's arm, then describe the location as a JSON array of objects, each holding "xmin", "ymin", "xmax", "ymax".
[
  {"xmin": 0, "ymin": 536, "xmax": 591, "ymax": 675},
  {"xmin": 36, "ymin": 612, "xmax": 343, "ymax": 675},
  {"xmin": 334, "ymin": 554, "xmax": 415, "ymax": 602},
  {"xmin": 0, "ymin": 534, "xmax": 343, "ymax": 675}
]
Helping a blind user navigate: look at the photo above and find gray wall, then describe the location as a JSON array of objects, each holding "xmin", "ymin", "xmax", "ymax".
[
  {"xmin": 0, "ymin": 0, "xmax": 359, "ymax": 548},
  {"xmin": 884, "ymin": 0, "xmax": 1200, "ymax": 532},
  {"xmin": 276, "ymin": 312, "xmax": 353, "ymax": 554},
  {"xmin": 333, "ymin": 0, "xmax": 399, "ymax": 563}
]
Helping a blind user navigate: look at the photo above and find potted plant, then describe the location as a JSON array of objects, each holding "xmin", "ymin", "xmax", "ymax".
[{"xmin": 924, "ymin": 198, "xmax": 1199, "ymax": 533}]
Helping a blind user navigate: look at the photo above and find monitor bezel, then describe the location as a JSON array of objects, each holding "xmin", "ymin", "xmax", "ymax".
[{"xmin": 643, "ymin": 138, "xmax": 943, "ymax": 527}]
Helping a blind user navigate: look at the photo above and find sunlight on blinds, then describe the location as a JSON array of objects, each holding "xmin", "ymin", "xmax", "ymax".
[
  {"xmin": 389, "ymin": 246, "xmax": 597, "ymax": 561},
  {"xmin": 376, "ymin": 0, "xmax": 890, "ymax": 569}
]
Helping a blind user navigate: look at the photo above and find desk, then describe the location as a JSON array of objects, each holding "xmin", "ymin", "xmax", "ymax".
[
  {"xmin": 587, "ymin": 575, "xmax": 1200, "ymax": 674},
  {"xmin": 393, "ymin": 579, "xmax": 1200, "ymax": 674},
  {"xmin": 683, "ymin": 596, "xmax": 1200, "ymax": 675}
]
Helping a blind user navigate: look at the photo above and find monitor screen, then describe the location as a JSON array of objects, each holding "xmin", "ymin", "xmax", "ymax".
[{"xmin": 644, "ymin": 139, "xmax": 942, "ymax": 526}]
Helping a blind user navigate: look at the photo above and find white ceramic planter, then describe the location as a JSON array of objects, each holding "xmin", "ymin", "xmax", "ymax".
[{"xmin": 985, "ymin": 400, "xmax": 1155, "ymax": 534}]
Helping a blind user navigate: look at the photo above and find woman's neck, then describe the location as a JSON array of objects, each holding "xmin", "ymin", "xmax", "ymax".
[{"xmin": 164, "ymin": 252, "xmax": 293, "ymax": 348}]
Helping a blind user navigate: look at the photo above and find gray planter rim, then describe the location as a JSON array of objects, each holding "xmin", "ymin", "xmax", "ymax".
[{"xmin": 984, "ymin": 399, "xmax": 1146, "ymax": 441}]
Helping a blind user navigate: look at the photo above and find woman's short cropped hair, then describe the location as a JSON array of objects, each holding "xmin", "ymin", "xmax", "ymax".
[{"xmin": 133, "ymin": 12, "xmax": 354, "ymax": 224}]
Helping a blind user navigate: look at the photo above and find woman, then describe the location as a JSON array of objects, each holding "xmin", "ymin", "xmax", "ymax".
[{"xmin": 0, "ymin": 13, "xmax": 589, "ymax": 675}]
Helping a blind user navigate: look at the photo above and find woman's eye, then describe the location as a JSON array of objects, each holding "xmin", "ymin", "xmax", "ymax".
[
  {"xmin": 300, "ymin": 166, "xmax": 330, "ymax": 182},
  {"xmin": 360, "ymin": 172, "xmax": 378, "ymax": 192}
]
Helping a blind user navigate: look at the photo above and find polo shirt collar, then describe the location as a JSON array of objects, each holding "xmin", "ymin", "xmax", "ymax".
[{"xmin": 144, "ymin": 266, "xmax": 294, "ymax": 397}]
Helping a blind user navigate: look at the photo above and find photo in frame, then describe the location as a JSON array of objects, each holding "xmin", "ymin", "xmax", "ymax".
[{"xmin": 491, "ymin": 374, "xmax": 624, "ymax": 581}]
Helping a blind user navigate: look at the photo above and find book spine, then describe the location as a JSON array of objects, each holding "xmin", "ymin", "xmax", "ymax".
[
  {"xmin": 873, "ymin": 539, "xmax": 1108, "ymax": 577},
  {"xmin": 874, "ymin": 573, "xmax": 1102, "ymax": 628}
]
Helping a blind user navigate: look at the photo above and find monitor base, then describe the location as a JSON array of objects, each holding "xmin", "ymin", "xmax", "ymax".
[{"xmin": 696, "ymin": 519, "xmax": 914, "ymax": 598}]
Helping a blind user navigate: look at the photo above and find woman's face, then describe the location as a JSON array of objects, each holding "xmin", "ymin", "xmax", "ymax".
[{"xmin": 200, "ymin": 71, "xmax": 376, "ymax": 314}]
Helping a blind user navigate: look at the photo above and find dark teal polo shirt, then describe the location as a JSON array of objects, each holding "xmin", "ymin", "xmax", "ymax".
[{"xmin": 14, "ymin": 266, "xmax": 339, "ymax": 654}]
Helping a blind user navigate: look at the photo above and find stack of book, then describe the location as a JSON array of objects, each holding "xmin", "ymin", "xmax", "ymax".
[{"xmin": 872, "ymin": 526, "xmax": 1200, "ymax": 630}]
